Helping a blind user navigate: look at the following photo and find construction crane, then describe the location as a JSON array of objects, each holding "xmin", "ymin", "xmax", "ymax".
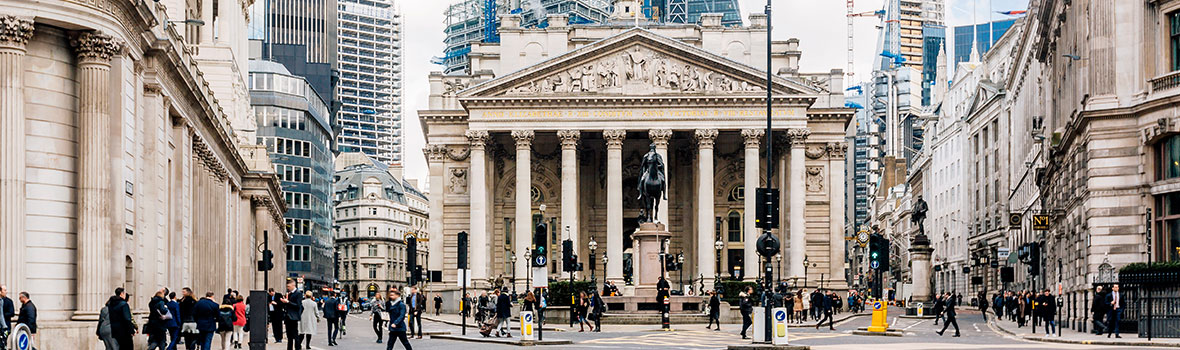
[{"xmin": 846, "ymin": 0, "xmax": 884, "ymax": 78}]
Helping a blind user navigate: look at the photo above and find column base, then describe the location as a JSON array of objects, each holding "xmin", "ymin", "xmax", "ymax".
[{"xmin": 71, "ymin": 311, "xmax": 99, "ymax": 321}]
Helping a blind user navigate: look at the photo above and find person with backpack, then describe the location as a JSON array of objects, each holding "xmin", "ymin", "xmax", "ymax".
[
  {"xmin": 590, "ymin": 289, "xmax": 605, "ymax": 332},
  {"xmin": 96, "ymin": 300, "xmax": 116, "ymax": 350},
  {"xmin": 216, "ymin": 302, "xmax": 236, "ymax": 350}
]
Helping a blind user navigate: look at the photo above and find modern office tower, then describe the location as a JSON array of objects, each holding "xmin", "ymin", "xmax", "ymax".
[
  {"xmin": 247, "ymin": 0, "xmax": 339, "ymax": 107},
  {"xmin": 250, "ymin": 60, "xmax": 337, "ymax": 289},
  {"xmin": 952, "ymin": 18, "xmax": 1018, "ymax": 67},
  {"xmin": 684, "ymin": 0, "xmax": 742, "ymax": 26},
  {"xmin": 338, "ymin": 0, "xmax": 405, "ymax": 167}
]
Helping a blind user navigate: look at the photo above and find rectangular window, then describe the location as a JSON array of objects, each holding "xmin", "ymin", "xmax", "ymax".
[
  {"xmin": 1159, "ymin": 136, "xmax": 1180, "ymax": 180},
  {"xmin": 369, "ymin": 266, "xmax": 377, "ymax": 279},
  {"xmin": 369, "ymin": 244, "xmax": 377, "ymax": 256},
  {"xmin": 1172, "ymin": 10, "xmax": 1180, "ymax": 71}
]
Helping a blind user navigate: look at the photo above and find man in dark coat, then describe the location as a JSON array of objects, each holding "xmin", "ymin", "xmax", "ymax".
[
  {"xmin": 706, "ymin": 291, "xmax": 721, "ymax": 331},
  {"xmin": 193, "ymin": 292, "xmax": 220, "ymax": 350},
  {"xmin": 936, "ymin": 292, "xmax": 960, "ymax": 337},
  {"xmin": 407, "ymin": 287, "xmax": 425, "ymax": 339},
  {"xmin": 281, "ymin": 280, "xmax": 304, "ymax": 350},
  {"xmin": 739, "ymin": 287, "xmax": 753, "ymax": 339},
  {"xmin": 433, "ymin": 294, "xmax": 443, "ymax": 316},
  {"xmin": 495, "ymin": 289, "xmax": 512, "ymax": 337},
  {"xmin": 1091, "ymin": 286, "xmax": 1107, "ymax": 334},
  {"xmin": 1106, "ymin": 284, "xmax": 1123, "ymax": 338},
  {"xmin": 0, "ymin": 284, "xmax": 14, "ymax": 350},
  {"xmin": 384, "ymin": 289, "xmax": 411, "ymax": 350},
  {"xmin": 323, "ymin": 293, "xmax": 341, "ymax": 346},
  {"xmin": 590, "ymin": 290, "xmax": 605, "ymax": 332},
  {"xmin": 267, "ymin": 288, "xmax": 284, "ymax": 343},
  {"xmin": 107, "ymin": 288, "xmax": 136, "ymax": 350},
  {"xmin": 165, "ymin": 291, "xmax": 182, "ymax": 350},
  {"xmin": 1037, "ymin": 290, "xmax": 1056, "ymax": 335},
  {"xmin": 815, "ymin": 291, "xmax": 834, "ymax": 330},
  {"xmin": 16, "ymin": 292, "xmax": 35, "ymax": 349},
  {"xmin": 931, "ymin": 294, "xmax": 945, "ymax": 325}
]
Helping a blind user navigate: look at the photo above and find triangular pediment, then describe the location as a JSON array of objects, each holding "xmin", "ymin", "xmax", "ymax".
[{"xmin": 460, "ymin": 28, "xmax": 822, "ymax": 98}]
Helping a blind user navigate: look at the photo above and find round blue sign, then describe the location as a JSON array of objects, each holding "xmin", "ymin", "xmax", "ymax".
[
  {"xmin": 17, "ymin": 333, "xmax": 29, "ymax": 350},
  {"xmin": 535, "ymin": 256, "xmax": 547, "ymax": 266},
  {"xmin": 870, "ymin": 260, "xmax": 880, "ymax": 269},
  {"xmin": 873, "ymin": 301, "xmax": 882, "ymax": 310},
  {"xmin": 774, "ymin": 310, "xmax": 786, "ymax": 321},
  {"xmin": 524, "ymin": 313, "xmax": 533, "ymax": 322}
]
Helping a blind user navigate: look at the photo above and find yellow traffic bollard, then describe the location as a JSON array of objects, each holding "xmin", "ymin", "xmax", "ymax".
[{"xmin": 867, "ymin": 299, "xmax": 889, "ymax": 332}]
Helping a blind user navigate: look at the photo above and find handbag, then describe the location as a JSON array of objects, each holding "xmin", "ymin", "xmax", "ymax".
[{"xmin": 181, "ymin": 322, "xmax": 199, "ymax": 334}]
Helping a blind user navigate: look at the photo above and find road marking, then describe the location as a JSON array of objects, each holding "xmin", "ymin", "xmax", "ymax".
[
  {"xmin": 903, "ymin": 320, "xmax": 924, "ymax": 330},
  {"xmin": 973, "ymin": 323, "xmax": 982, "ymax": 332}
]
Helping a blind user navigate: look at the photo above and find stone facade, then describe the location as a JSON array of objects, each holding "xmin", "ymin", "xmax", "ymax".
[
  {"xmin": 0, "ymin": 0, "xmax": 285, "ymax": 348},
  {"xmin": 419, "ymin": 15, "xmax": 851, "ymax": 300}
]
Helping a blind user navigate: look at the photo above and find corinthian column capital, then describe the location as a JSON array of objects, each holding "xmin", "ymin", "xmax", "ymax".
[
  {"xmin": 648, "ymin": 129, "xmax": 673, "ymax": 147},
  {"xmin": 603, "ymin": 129, "xmax": 626, "ymax": 149},
  {"xmin": 741, "ymin": 129, "xmax": 764, "ymax": 149},
  {"xmin": 71, "ymin": 31, "xmax": 123, "ymax": 64},
  {"xmin": 511, "ymin": 129, "xmax": 534, "ymax": 149},
  {"xmin": 787, "ymin": 128, "xmax": 811, "ymax": 146},
  {"xmin": 557, "ymin": 129, "xmax": 581, "ymax": 149},
  {"xmin": 0, "ymin": 15, "xmax": 34, "ymax": 50},
  {"xmin": 466, "ymin": 130, "xmax": 490, "ymax": 150},
  {"xmin": 694, "ymin": 128, "xmax": 718, "ymax": 148}
]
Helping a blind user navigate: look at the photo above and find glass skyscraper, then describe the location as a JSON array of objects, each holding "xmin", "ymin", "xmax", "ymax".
[
  {"xmin": 338, "ymin": 0, "xmax": 404, "ymax": 167},
  {"xmin": 952, "ymin": 18, "xmax": 1018, "ymax": 66}
]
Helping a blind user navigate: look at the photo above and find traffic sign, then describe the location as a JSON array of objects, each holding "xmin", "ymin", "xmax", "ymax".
[
  {"xmin": 870, "ymin": 260, "xmax": 880, "ymax": 269},
  {"xmin": 534, "ymin": 255, "xmax": 547, "ymax": 266},
  {"xmin": 873, "ymin": 301, "xmax": 883, "ymax": 311}
]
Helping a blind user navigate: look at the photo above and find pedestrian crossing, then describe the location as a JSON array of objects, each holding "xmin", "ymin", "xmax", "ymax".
[{"xmin": 580, "ymin": 329, "xmax": 849, "ymax": 348}]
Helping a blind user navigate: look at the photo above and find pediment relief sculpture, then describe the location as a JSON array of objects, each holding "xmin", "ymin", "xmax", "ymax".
[{"xmin": 504, "ymin": 45, "xmax": 764, "ymax": 96}]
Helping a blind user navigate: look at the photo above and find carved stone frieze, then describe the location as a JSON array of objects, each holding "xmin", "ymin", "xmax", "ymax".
[
  {"xmin": 0, "ymin": 15, "xmax": 34, "ymax": 49},
  {"xmin": 511, "ymin": 129, "xmax": 535, "ymax": 149},
  {"xmin": 443, "ymin": 78, "xmax": 468, "ymax": 95},
  {"xmin": 806, "ymin": 166, "xmax": 824, "ymax": 193},
  {"xmin": 466, "ymin": 130, "xmax": 490, "ymax": 149},
  {"xmin": 805, "ymin": 145, "xmax": 827, "ymax": 160},
  {"xmin": 505, "ymin": 45, "xmax": 764, "ymax": 96},
  {"xmin": 446, "ymin": 145, "xmax": 470, "ymax": 161},
  {"xmin": 827, "ymin": 142, "xmax": 848, "ymax": 158},
  {"xmin": 787, "ymin": 128, "xmax": 811, "ymax": 146},
  {"xmin": 424, "ymin": 144, "xmax": 448, "ymax": 162},
  {"xmin": 449, "ymin": 167, "xmax": 468, "ymax": 194}
]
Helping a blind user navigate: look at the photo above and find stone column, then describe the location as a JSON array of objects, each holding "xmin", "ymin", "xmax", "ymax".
[
  {"xmin": 787, "ymin": 128, "xmax": 809, "ymax": 281},
  {"xmin": 72, "ymin": 31, "xmax": 123, "ymax": 320},
  {"xmin": 741, "ymin": 129, "xmax": 763, "ymax": 281},
  {"xmin": 425, "ymin": 145, "xmax": 446, "ymax": 281},
  {"xmin": 694, "ymin": 129, "xmax": 718, "ymax": 290},
  {"xmin": 0, "ymin": 15, "xmax": 33, "ymax": 291},
  {"xmin": 603, "ymin": 129, "xmax": 626, "ymax": 285},
  {"xmin": 512, "ymin": 130, "xmax": 534, "ymax": 291},
  {"xmin": 466, "ymin": 130, "xmax": 490, "ymax": 282},
  {"xmin": 648, "ymin": 129, "xmax": 672, "ymax": 226},
  {"xmin": 828, "ymin": 143, "xmax": 847, "ymax": 286},
  {"xmin": 557, "ymin": 130, "xmax": 581, "ymax": 278},
  {"xmin": 909, "ymin": 241, "xmax": 934, "ymax": 303}
]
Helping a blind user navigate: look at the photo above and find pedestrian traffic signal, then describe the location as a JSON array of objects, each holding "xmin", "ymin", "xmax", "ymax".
[
  {"xmin": 533, "ymin": 223, "xmax": 548, "ymax": 267},
  {"xmin": 869, "ymin": 233, "xmax": 890, "ymax": 271},
  {"xmin": 258, "ymin": 249, "xmax": 274, "ymax": 271},
  {"xmin": 457, "ymin": 231, "xmax": 468, "ymax": 269},
  {"xmin": 407, "ymin": 236, "xmax": 418, "ymax": 284},
  {"xmin": 562, "ymin": 239, "xmax": 575, "ymax": 271},
  {"xmin": 1027, "ymin": 242, "xmax": 1040, "ymax": 276},
  {"xmin": 664, "ymin": 254, "xmax": 677, "ymax": 272}
]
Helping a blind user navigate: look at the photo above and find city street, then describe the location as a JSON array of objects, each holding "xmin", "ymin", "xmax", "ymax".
[{"xmin": 265, "ymin": 311, "xmax": 1150, "ymax": 350}]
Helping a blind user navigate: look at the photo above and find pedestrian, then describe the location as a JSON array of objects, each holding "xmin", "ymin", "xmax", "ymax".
[
  {"xmin": 590, "ymin": 289, "xmax": 605, "ymax": 332},
  {"xmin": 1105, "ymin": 284, "xmax": 1122, "ymax": 338},
  {"xmin": 783, "ymin": 291, "xmax": 796, "ymax": 323},
  {"xmin": 1016, "ymin": 292, "xmax": 1027, "ymax": 328},
  {"xmin": 977, "ymin": 293, "xmax": 989, "ymax": 322},
  {"xmin": 1038, "ymin": 289, "xmax": 1056, "ymax": 335},
  {"xmin": 936, "ymin": 292, "xmax": 960, "ymax": 337},
  {"xmin": 576, "ymin": 291, "xmax": 592, "ymax": 332},
  {"xmin": 15, "ymin": 292, "xmax": 36, "ymax": 350},
  {"xmin": 299, "ymin": 291, "xmax": 320, "ymax": 349},
  {"xmin": 370, "ymin": 294, "xmax": 386, "ymax": 344},
  {"xmin": 231, "ymin": 296, "xmax": 245, "ymax": 349},
  {"xmin": 433, "ymin": 293, "xmax": 443, "ymax": 316},
  {"xmin": 281, "ymin": 280, "xmax": 305, "ymax": 350},
  {"xmin": 96, "ymin": 299, "xmax": 116, "ymax": 350},
  {"xmin": 324, "ymin": 292, "xmax": 341, "ymax": 346},
  {"xmin": 385, "ymin": 289, "xmax": 412, "ymax": 350},
  {"xmin": 706, "ymin": 290, "xmax": 721, "ymax": 330},
  {"xmin": 815, "ymin": 291, "xmax": 834, "ymax": 330},
  {"xmin": 408, "ymin": 287, "xmax": 425, "ymax": 339},
  {"xmin": 792, "ymin": 291, "xmax": 804, "ymax": 324},
  {"xmin": 179, "ymin": 288, "xmax": 200, "ymax": 350},
  {"xmin": 338, "ymin": 296, "xmax": 348, "ymax": 337},
  {"xmin": 146, "ymin": 288, "xmax": 172, "ymax": 350},
  {"xmin": 194, "ymin": 292, "xmax": 221, "ymax": 350},
  {"xmin": 495, "ymin": 289, "xmax": 512, "ymax": 337},
  {"xmin": 166, "ymin": 292, "xmax": 182, "ymax": 350},
  {"xmin": 1090, "ymin": 286, "xmax": 1107, "ymax": 335},
  {"xmin": 107, "ymin": 288, "xmax": 135, "ymax": 350},
  {"xmin": 267, "ymin": 288, "xmax": 284, "ymax": 344},
  {"xmin": 216, "ymin": 302, "xmax": 235, "ymax": 350},
  {"xmin": 0, "ymin": 285, "xmax": 13, "ymax": 350},
  {"xmin": 738, "ymin": 287, "xmax": 753, "ymax": 339},
  {"xmin": 931, "ymin": 294, "xmax": 945, "ymax": 325}
]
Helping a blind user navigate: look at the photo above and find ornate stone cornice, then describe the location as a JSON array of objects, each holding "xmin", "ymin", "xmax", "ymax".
[
  {"xmin": 603, "ymin": 129, "xmax": 626, "ymax": 148},
  {"xmin": 648, "ymin": 129, "xmax": 672, "ymax": 147},
  {"xmin": 787, "ymin": 128, "xmax": 811, "ymax": 146},
  {"xmin": 694, "ymin": 128, "xmax": 719, "ymax": 148},
  {"xmin": 741, "ymin": 129, "xmax": 764, "ymax": 149},
  {"xmin": 557, "ymin": 129, "xmax": 581, "ymax": 149},
  {"xmin": 827, "ymin": 142, "xmax": 848, "ymax": 158},
  {"xmin": 0, "ymin": 15, "xmax": 34, "ymax": 49},
  {"xmin": 192, "ymin": 136, "xmax": 229, "ymax": 180},
  {"xmin": 250, "ymin": 194, "xmax": 284, "ymax": 228},
  {"xmin": 424, "ymin": 144, "xmax": 448, "ymax": 162},
  {"xmin": 71, "ymin": 31, "xmax": 123, "ymax": 64},
  {"xmin": 466, "ymin": 130, "xmax": 490, "ymax": 150},
  {"xmin": 511, "ymin": 129, "xmax": 535, "ymax": 149},
  {"xmin": 143, "ymin": 83, "xmax": 163, "ymax": 95}
]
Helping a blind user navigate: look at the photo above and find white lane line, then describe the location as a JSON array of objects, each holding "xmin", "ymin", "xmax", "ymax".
[
  {"xmin": 903, "ymin": 320, "xmax": 924, "ymax": 330},
  {"xmin": 973, "ymin": 323, "xmax": 982, "ymax": 332}
]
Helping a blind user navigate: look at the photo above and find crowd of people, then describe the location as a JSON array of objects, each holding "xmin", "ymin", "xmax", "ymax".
[{"xmin": 977, "ymin": 285, "xmax": 1124, "ymax": 338}]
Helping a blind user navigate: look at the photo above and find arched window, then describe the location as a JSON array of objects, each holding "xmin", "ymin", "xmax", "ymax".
[{"xmin": 727, "ymin": 211, "xmax": 742, "ymax": 242}]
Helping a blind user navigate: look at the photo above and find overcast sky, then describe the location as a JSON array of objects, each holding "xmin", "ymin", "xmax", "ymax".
[{"xmin": 397, "ymin": 0, "xmax": 1028, "ymax": 184}]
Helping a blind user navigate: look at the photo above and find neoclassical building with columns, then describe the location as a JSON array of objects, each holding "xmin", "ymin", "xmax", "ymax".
[
  {"xmin": 0, "ymin": 0, "xmax": 285, "ymax": 348},
  {"xmin": 420, "ymin": 11, "xmax": 852, "ymax": 297}
]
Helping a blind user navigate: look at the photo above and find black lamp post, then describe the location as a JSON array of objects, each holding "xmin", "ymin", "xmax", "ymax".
[
  {"xmin": 714, "ymin": 240, "xmax": 724, "ymax": 287},
  {"xmin": 589, "ymin": 236, "xmax": 598, "ymax": 286},
  {"xmin": 510, "ymin": 253, "xmax": 518, "ymax": 297},
  {"xmin": 677, "ymin": 251, "xmax": 685, "ymax": 294},
  {"xmin": 601, "ymin": 254, "xmax": 609, "ymax": 292},
  {"xmin": 803, "ymin": 255, "xmax": 810, "ymax": 288}
]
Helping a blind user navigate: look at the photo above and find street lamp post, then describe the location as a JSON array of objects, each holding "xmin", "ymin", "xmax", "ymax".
[
  {"xmin": 601, "ymin": 254, "xmax": 609, "ymax": 293},
  {"xmin": 775, "ymin": 254, "xmax": 782, "ymax": 287},
  {"xmin": 589, "ymin": 237, "xmax": 598, "ymax": 286},
  {"xmin": 803, "ymin": 255, "xmax": 810, "ymax": 288},
  {"xmin": 510, "ymin": 254, "xmax": 518, "ymax": 297},
  {"xmin": 714, "ymin": 240, "xmax": 725, "ymax": 287},
  {"xmin": 524, "ymin": 250, "xmax": 532, "ymax": 296},
  {"xmin": 677, "ymin": 252, "xmax": 685, "ymax": 294}
]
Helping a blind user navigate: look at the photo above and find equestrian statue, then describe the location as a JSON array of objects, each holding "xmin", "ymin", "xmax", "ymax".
[{"xmin": 638, "ymin": 143, "xmax": 667, "ymax": 223}]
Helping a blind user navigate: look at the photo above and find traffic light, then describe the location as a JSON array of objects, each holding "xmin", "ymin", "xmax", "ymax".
[
  {"xmin": 258, "ymin": 249, "xmax": 274, "ymax": 271},
  {"xmin": 664, "ymin": 254, "xmax": 677, "ymax": 272},
  {"xmin": 1027, "ymin": 242, "xmax": 1040, "ymax": 276},
  {"xmin": 457, "ymin": 231, "xmax": 468, "ymax": 269},
  {"xmin": 407, "ymin": 236, "xmax": 418, "ymax": 285},
  {"xmin": 755, "ymin": 188, "xmax": 780, "ymax": 229},
  {"xmin": 533, "ymin": 223, "xmax": 548, "ymax": 267},
  {"xmin": 562, "ymin": 239, "xmax": 575, "ymax": 271},
  {"xmin": 868, "ymin": 233, "xmax": 890, "ymax": 271}
]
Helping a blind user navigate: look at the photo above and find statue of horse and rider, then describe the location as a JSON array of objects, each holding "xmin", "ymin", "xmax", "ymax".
[{"xmin": 638, "ymin": 143, "xmax": 667, "ymax": 224}]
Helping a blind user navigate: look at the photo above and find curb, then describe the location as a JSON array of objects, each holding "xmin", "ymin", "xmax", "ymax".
[
  {"xmin": 991, "ymin": 320, "xmax": 1180, "ymax": 348},
  {"xmin": 727, "ymin": 344, "xmax": 811, "ymax": 350},
  {"xmin": 430, "ymin": 334, "xmax": 574, "ymax": 346},
  {"xmin": 421, "ymin": 316, "xmax": 566, "ymax": 332},
  {"xmin": 852, "ymin": 330, "xmax": 904, "ymax": 337}
]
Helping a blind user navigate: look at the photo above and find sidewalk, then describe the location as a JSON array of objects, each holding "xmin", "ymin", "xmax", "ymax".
[{"xmin": 989, "ymin": 313, "xmax": 1180, "ymax": 348}]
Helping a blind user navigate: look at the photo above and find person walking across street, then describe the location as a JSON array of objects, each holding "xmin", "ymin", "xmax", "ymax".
[
  {"xmin": 324, "ymin": 292, "xmax": 341, "ymax": 346},
  {"xmin": 590, "ymin": 290, "xmax": 605, "ymax": 332},
  {"xmin": 576, "ymin": 291, "xmax": 593, "ymax": 332},
  {"xmin": 107, "ymin": 288, "xmax": 136, "ymax": 350},
  {"xmin": 936, "ymin": 292, "xmax": 960, "ymax": 337},
  {"xmin": 495, "ymin": 289, "xmax": 512, "ymax": 337},
  {"xmin": 1106, "ymin": 284, "xmax": 1123, "ymax": 338},
  {"xmin": 385, "ymin": 289, "xmax": 412, "ymax": 350},
  {"xmin": 1091, "ymin": 286, "xmax": 1107, "ymax": 335},
  {"xmin": 146, "ymin": 288, "xmax": 172, "ymax": 350},
  {"xmin": 194, "ymin": 292, "xmax": 221, "ymax": 350},
  {"xmin": 408, "ymin": 287, "xmax": 425, "ymax": 339},
  {"xmin": 931, "ymin": 294, "xmax": 945, "ymax": 325},
  {"xmin": 282, "ymin": 280, "xmax": 305, "ymax": 350},
  {"xmin": 370, "ymin": 295, "xmax": 386, "ymax": 344},
  {"xmin": 706, "ymin": 290, "xmax": 721, "ymax": 331},
  {"xmin": 739, "ymin": 287, "xmax": 753, "ymax": 340},
  {"xmin": 267, "ymin": 289, "xmax": 284, "ymax": 344},
  {"xmin": 299, "ymin": 291, "xmax": 320, "ymax": 349},
  {"xmin": 815, "ymin": 291, "xmax": 834, "ymax": 330}
]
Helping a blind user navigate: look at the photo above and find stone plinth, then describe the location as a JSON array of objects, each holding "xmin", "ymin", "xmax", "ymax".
[
  {"xmin": 908, "ymin": 242, "xmax": 934, "ymax": 303},
  {"xmin": 633, "ymin": 222, "xmax": 671, "ymax": 297}
]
